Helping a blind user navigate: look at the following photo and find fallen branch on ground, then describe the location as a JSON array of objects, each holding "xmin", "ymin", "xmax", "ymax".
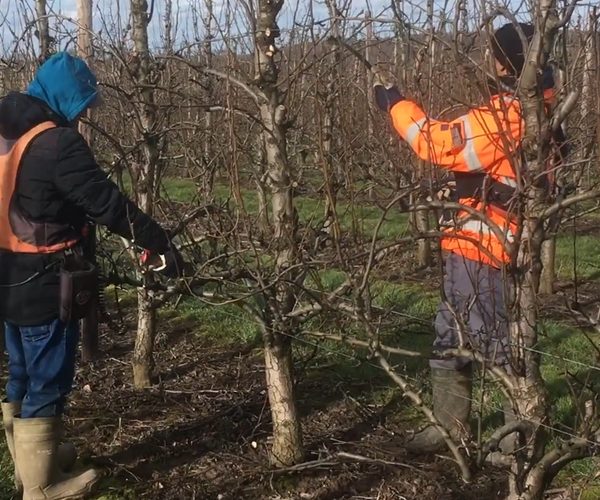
[{"xmin": 265, "ymin": 450, "xmax": 423, "ymax": 474}]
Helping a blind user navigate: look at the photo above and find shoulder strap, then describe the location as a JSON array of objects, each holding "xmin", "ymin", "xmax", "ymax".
[{"xmin": 11, "ymin": 121, "xmax": 56, "ymax": 160}]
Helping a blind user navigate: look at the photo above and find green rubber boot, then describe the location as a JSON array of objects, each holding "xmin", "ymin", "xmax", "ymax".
[
  {"xmin": 405, "ymin": 366, "xmax": 473, "ymax": 454},
  {"xmin": 2, "ymin": 400, "xmax": 78, "ymax": 493},
  {"xmin": 13, "ymin": 415, "xmax": 100, "ymax": 500}
]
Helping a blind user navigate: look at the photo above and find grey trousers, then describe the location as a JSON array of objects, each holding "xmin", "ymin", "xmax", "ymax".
[{"xmin": 430, "ymin": 253, "xmax": 511, "ymax": 371}]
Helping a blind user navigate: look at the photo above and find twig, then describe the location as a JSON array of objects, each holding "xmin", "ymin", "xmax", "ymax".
[
  {"xmin": 336, "ymin": 451, "xmax": 421, "ymax": 470},
  {"xmin": 305, "ymin": 331, "xmax": 425, "ymax": 358},
  {"xmin": 437, "ymin": 348, "xmax": 516, "ymax": 391},
  {"xmin": 328, "ymin": 36, "xmax": 373, "ymax": 72},
  {"xmin": 541, "ymin": 189, "xmax": 600, "ymax": 220}
]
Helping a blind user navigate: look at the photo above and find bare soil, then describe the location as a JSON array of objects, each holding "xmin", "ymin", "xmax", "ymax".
[{"xmin": 57, "ymin": 310, "xmax": 512, "ymax": 500}]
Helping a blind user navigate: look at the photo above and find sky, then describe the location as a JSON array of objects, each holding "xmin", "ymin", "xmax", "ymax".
[
  {"xmin": 0, "ymin": 0, "xmax": 398, "ymax": 54},
  {"xmin": 0, "ymin": 0, "xmax": 594, "ymax": 56}
]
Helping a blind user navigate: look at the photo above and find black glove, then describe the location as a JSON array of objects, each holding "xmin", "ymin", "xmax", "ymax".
[
  {"xmin": 141, "ymin": 244, "xmax": 185, "ymax": 279},
  {"xmin": 371, "ymin": 64, "xmax": 404, "ymax": 112},
  {"xmin": 159, "ymin": 246, "xmax": 185, "ymax": 278}
]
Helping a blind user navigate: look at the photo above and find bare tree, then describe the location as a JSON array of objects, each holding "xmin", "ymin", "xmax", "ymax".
[
  {"xmin": 130, "ymin": 0, "xmax": 161, "ymax": 388},
  {"xmin": 410, "ymin": 0, "xmax": 436, "ymax": 268},
  {"xmin": 581, "ymin": 10, "xmax": 596, "ymax": 123},
  {"xmin": 502, "ymin": 3, "xmax": 585, "ymax": 498},
  {"xmin": 319, "ymin": 0, "xmax": 341, "ymax": 227},
  {"xmin": 200, "ymin": 0, "xmax": 217, "ymax": 200},
  {"xmin": 254, "ymin": 0, "xmax": 304, "ymax": 467},
  {"xmin": 77, "ymin": 0, "xmax": 100, "ymax": 361}
]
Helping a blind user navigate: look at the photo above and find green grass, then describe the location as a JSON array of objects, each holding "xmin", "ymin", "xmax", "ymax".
[
  {"xmin": 556, "ymin": 232, "xmax": 600, "ymax": 280},
  {"xmin": 117, "ymin": 175, "xmax": 412, "ymax": 242},
  {"xmin": 0, "ymin": 448, "xmax": 14, "ymax": 499},
  {"xmin": 161, "ymin": 299, "xmax": 261, "ymax": 346}
]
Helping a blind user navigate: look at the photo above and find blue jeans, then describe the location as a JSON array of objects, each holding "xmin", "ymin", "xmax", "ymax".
[{"xmin": 4, "ymin": 318, "xmax": 79, "ymax": 418}]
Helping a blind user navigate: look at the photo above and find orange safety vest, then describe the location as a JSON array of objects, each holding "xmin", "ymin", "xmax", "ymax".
[
  {"xmin": 389, "ymin": 90, "xmax": 556, "ymax": 268},
  {"xmin": 0, "ymin": 121, "xmax": 81, "ymax": 253}
]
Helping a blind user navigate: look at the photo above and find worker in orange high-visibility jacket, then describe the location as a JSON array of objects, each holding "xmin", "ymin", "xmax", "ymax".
[{"xmin": 374, "ymin": 23, "xmax": 564, "ymax": 455}]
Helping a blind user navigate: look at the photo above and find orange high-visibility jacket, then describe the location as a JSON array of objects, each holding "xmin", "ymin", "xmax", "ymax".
[
  {"xmin": 389, "ymin": 91, "xmax": 553, "ymax": 268},
  {"xmin": 0, "ymin": 121, "xmax": 82, "ymax": 253}
]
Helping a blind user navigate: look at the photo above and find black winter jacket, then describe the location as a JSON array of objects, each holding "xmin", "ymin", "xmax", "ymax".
[{"xmin": 0, "ymin": 92, "xmax": 170, "ymax": 326}]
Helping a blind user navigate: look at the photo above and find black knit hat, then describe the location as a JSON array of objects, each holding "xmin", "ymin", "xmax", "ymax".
[{"xmin": 491, "ymin": 22, "xmax": 534, "ymax": 76}]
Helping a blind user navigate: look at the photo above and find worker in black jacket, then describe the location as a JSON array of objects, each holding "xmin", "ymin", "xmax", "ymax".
[{"xmin": 0, "ymin": 52, "xmax": 182, "ymax": 500}]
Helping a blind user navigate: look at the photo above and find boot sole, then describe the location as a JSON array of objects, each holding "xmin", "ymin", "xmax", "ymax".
[{"xmin": 61, "ymin": 475, "xmax": 102, "ymax": 500}]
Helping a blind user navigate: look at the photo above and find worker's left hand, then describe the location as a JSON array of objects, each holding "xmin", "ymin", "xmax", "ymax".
[{"xmin": 371, "ymin": 64, "xmax": 404, "ymax": 112}]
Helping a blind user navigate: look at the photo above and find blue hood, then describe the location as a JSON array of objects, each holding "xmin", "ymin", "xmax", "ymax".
[{"xmin": 25, "ymin": 52, "xmax": 99, "ymax": 123}]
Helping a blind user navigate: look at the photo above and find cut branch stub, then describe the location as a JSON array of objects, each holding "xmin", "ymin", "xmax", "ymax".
[{"xmin": 254, "ymin": 0, "xmax": 284, "ymax": 87}]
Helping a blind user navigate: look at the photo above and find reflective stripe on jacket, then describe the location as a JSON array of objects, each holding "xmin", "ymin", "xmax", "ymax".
[{"xmin": 389, "ymin": 93, "xmax": 528, "ymax": 267}]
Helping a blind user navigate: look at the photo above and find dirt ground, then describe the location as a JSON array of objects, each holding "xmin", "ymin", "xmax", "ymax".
[{"xmin": 58, "ymin": 311, "xmax": 514, "ymax": 500}]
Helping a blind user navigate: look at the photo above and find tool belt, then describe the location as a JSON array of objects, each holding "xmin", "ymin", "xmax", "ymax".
[{"xmin": 439, "ymin": 172, "xmax": 519, "ymax": 224}]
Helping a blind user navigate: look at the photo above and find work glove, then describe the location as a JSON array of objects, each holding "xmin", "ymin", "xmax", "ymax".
[
  {"xmin": 371, "ymin": 64, "xmax": 404, "ymax": 112},
  {"xmin": 141, "ymin": 240, "xmax": 185, "ymax": 279},
  {"xmin": 371, "ymin": 63, "xmax": 396, "ymax": 90}
]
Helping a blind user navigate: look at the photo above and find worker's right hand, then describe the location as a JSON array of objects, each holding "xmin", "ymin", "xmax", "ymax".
[{"xmin": 141, "ymin": 245, "xmax": 185, "ymax": 279}]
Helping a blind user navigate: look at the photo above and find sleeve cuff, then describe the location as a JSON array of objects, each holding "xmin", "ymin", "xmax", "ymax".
[{"xmin": 374, "ymin": 85, "xmax": 404, "ymax": 112}]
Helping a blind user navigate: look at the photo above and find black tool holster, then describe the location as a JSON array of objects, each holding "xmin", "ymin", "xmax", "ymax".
[{"xmin": 59, "ymin": 247, "xmax": 98, "ymax": 322}]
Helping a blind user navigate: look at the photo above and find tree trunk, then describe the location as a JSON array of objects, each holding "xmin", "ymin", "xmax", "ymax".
[
  {"xmin": 132, "ymin": 286, "xmax": 156, "ymax": 388},
  {"xmin": 509, "ymin": 258, "xmax": 549, "ymax": 498},
  {"xmin": 201, "ymin": 0, "xmax": 216, "ymax": 201},
  {"xmin": 263, "ymin": 333, "xmax": 302, "ymax": 466},
  {"xmin": 77, "ymin": 0, "xmax": 99, "ymax": 361},
  {"xmin": 255, "ymin": 135, "xmax": 270, "ymax": 232},
  {"xmin": 410, "ymin": 188, "xmax": 432, "ymax": 267},
  {"xmin": 414, "ymin": 194, "xmax": 432, "ymax": 266},
  {"xmin": 259, "ymin": 102, "xmax": 304, "ymax": 470},
  {"xmin": 255, "ymin": 0, "xmax": 303, "ymax": 467},
  {"xmin": 162, "ymin": 0, "xmax": 173, "ymax": 50},
  {"xmin": 34, "ymin": 0, "xmax": 51, "ymax": 61},
  {"xmin": 581, "ymin": 20, "xmax": 594, "ymax": 124},
  {"xmin": 507, "ymin": 4, "xmax": 559, "ymax": 498},
  {"xmin": 320, "ymin": 0, "xmax": 341, "ymax": 239},
  {"xmin": 365, "ymin": 10, "xmax": 374, "ymax": 202},
  {"xmin": 130, "ymin": 0, "xmax": 160, "ymax": 389},
  {"xmin": 412, "ymin": 0, "xmax": 436, "ymax": 268}
]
